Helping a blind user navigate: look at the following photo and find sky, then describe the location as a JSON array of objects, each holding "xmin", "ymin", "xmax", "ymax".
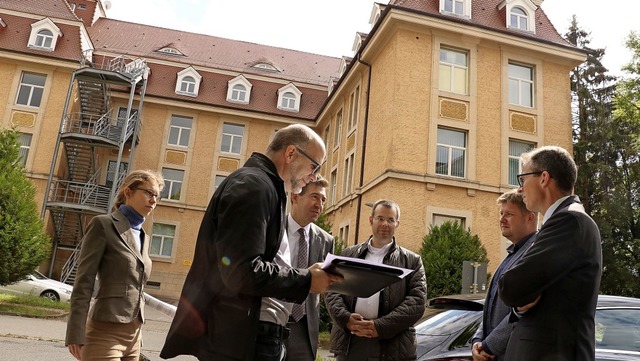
[{"xmin": 104, "ymin": 0, "xmax": 639, "ymax": 76}]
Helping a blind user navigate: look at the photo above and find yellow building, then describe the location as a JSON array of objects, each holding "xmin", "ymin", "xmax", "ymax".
[{"xmin": 0, "ymin": 0, "xmax": 584, "ymax": 300}]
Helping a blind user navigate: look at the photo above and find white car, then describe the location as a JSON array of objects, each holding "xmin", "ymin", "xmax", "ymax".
[{"xmin": 0, "ymin": 270, "xmax": 73, "ymax": 302}]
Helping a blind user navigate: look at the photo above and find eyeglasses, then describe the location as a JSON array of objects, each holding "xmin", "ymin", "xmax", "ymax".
[
  {"xmin": 134, "ymin": 188, "xmax": 161, "ymax": 200},
  {"xmin": 374, "ymin": 216, "xmax": 397, "ymax": 225},
  {"xmin": 296, "ymin": 146, "xmax": 324, "ymax": 174},
  {"xmin": 516, "ymin": 171, "xmax": 543, "ymax": 187}
]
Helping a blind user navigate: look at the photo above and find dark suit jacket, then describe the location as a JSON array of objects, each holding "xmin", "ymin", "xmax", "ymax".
[
  {"xmin": 161, "ymin": 153, "xmax": 311, "ymax": 361},
  {"xmin": 498, "ymin": 196, "xmax": 602, "ymax": 361},
  {"xmin": 472, "ymin": 232, "xmax": 536, "ymax": 360},
  {"xmin": 66, "ymin": 209, "xmax": 152, "ymax": 345},
  {"xmin": 286, "ymin": 222, "xmax": 334, "ymax": 358}
]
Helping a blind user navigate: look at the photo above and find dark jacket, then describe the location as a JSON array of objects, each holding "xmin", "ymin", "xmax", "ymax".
[
  {"xmin": 499, "ymin": 196, "xmax": 602, "ymax": 361},
  {"xmin": 471, "ymin": 232, "xmax": 536, "ymax": 360},
  {"xmin": 325, "ymin": 237, "xmax": 427, "ymax": 361},
  {"xmin": 160, "ymin": 153, "xmax": 311, "ymax": 361}
]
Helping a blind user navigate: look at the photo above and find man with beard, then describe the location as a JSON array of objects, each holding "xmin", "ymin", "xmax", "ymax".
[
  {"xmin": 325, "ymin": 199, "xmax": 427, "ymax": 361},
  {"xmin": 161, "ymin": 124, "xmax": 342, "ymax": 361}
]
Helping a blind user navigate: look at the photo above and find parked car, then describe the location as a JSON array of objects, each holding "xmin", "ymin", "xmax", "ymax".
[
  {"xmin": 0, "ymin": 270, "xmax": 73, "ymax": 302},
  {"xmin": 416, "ymin": 294, "xmax": 640, "ymax": 361}
]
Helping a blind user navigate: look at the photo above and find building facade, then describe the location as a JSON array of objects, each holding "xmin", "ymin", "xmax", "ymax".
[{"xmin": 0, "ymin": 0, "xmax": 583, "ymax": 300}]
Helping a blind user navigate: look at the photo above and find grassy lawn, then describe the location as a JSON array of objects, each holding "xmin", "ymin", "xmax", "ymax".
[{"xmin": 0, "ymin": 294, "xmax": 69, "ymax": 318}]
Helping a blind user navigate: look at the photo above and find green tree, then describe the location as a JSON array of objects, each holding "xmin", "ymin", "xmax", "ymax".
[
  {"xmin": 314, "ymin": 211, "xmax": 341, "ymax": 332},
  {"xmin": 0, "ymin": 129, "xmax": 50, "ymax": 285},
  {"xmin": 567, "ymin": 19, "xmax": 640, "ymax": 297},
  {"xmin": 419, "ymin": 221, "xmax": 488, "ymax": 299}
]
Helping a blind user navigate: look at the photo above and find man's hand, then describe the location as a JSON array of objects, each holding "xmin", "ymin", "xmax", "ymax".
[
  {"xmin": 308, "ymin": 263, "xmax": 343, "ymax": 294},
  {"xmin": 516, "ymin": 294, "xmax": 541, "ymax": 313},
  {"xmin": 471, "ymin": 342, "xmax": 494, "ymax": 361},
  {"xmin": 346, "ymin": 313, "xmax": 379, "ymax": 338}
]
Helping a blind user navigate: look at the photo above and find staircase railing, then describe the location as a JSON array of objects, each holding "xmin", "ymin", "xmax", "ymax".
[
  {"xmin": 47, "ymin": 180, "xmax": 111, "ymax": 211},
  {"xmin": 60, "ymin": 242, "xmax": 82, "ymax": 285}
]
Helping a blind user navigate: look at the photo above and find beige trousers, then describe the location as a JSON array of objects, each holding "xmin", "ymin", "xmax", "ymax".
[{"xmin": 81, "ymin": 317, "xmax": 142, "ymax": 360}]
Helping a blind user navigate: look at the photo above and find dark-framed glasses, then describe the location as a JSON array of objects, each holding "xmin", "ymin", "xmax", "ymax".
[
  {"xmin": 134, "ymin": 188, "xmax": 161, "ymax": 200},
  {"xmin": 295, "ymin": 146, "xmax": 324, "ymax": 174},
  {"xmin": 516, "ymin": 171, "xmax": 543, "ymax": 187}
]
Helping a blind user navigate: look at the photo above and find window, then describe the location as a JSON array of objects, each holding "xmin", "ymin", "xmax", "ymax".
[
  {"xmin": 28, "ymin": 18, "xmax": 61, "ymax": 51},
  {"xmin": 175, "ymin": 67, "xmax": 202, "ymax": 97},
  {"xmin": 509, "ymin": 63, "xmax": 534, "ymax": 107},
  {"xmin": 510, "ymin": 7, "xmax": 528, "ymax": 30},
  {"xmin": 17, "ymin": 133, "xmax": 32, "ymax": 167},
  {"xmin": 281, "ymin": 92, "xmax": 296, "ymax": 109},
  {"xmin": 151, "ymin": 223, "xmax": 175, "ymax": 257},
  {"xmin": 220, "ymin": 123, "xmax": 244, "ymax": 154},
  {"xmin": 158, "ymin": 47, "xmax": 183, "ymax": 55},
  {"xmin": 436, "ymin": 128, "xmax": 466, "ymax": 178},
  {"xmin": 348, "ymin": 86, "xmax": 360, "ymax": 129},
  {"xmin": 215, "ymin": 175, "xmax": 226, "ymax": 190},
  {"xmin": 35, "ymin": 29, "xmax": 54, "ymax": 48},
  {"xmin": 106, "ymin": 160, "xmax": 128, "ymax": 188},
  {"xmin": 509, "ymin": 140, "xmax": 534, "ymax": 186},
  {"xmin": 343, "ymin": 153, "xmax": 355, "ymax": 197},
  {"xmin": 180, "ymin": 76, "xmax": 196, "ymax": 94},
  {"xmin": 439, "ymin": 48, "xmax": 468, "ymax": 94},
  {"xmin": 226, "ymin": 75, "xmax": 252, "ymax": 104},
  {"xmin": 330, "ymin": 170, "xmax": 338, "ymax": 205},
  {"xmin": 323, "ymin": 126, "xmax": 330, "ymax": 151},
  {"xmin": 333, "ymin": 109, "xmax": 343, "ymax": 148},
  {"xmin": 77, "ymin": 3, "xmax": 86, "ymax": 9},
  {"xmin": 433, "ymin": 214, "xmax": 466, "ymax": 228},
  {"xmin": 168, "ymin": 115, "xmax": 192, "ymax": 147},
  {"xmin": 231, "ymin": 84, "xmax": 247, "ymax": 102},
  {"xmin": 339, "ymin": 225, "xmax": 350, "ymax": 245},
  {"xmin": 444, "ymin": 0, "xmax": 464, "ymax": 15},
  {"xmin": 277, "ymin": 84, "xmax": 302, "ymax": 112},
  {"xmin": 161, "ymin": 168, "xmax": 184, "ymax": 201},
  {"xmin": 16, "ymin": 72, "xmax": 46, "ymax": 107},
  {"xmin": 253, "ymin": 63, "xmax": 279, "ymax": 72}
]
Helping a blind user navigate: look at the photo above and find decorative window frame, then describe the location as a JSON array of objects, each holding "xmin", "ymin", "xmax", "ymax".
[
  {"xmin": 175, "ymin": 66, "xmax": 202, "ymax": 97},
  {"xmin": 439, "ymin": 0, "xmax": 471, "ymax": 19},
  {"xmin": 28, "ymin": 18, "xmax": 62, "ymax": 51},
  {"xmin": 277, "ymin": 83, "xmax": 302, "ymax": 112},
  {"xmin": 499, "ymin": 0, "xmax": 536, "ymax": 33},
  {"xmin": 226, "ymin": 74, "xmax": 252, "ymax": 104}
]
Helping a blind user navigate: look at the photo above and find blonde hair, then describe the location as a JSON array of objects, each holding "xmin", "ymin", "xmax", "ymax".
[{"xmin": 113, "ymin": 169, "xmax": 165, "ymax": 211}]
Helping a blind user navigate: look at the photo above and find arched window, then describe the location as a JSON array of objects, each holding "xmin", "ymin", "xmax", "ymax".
[
  {"xmin": 510, "ymin": 7, "xmax": 528, "ymax": 31},
  {"xmin": 35, "ymin": 29, "xmax": 54, "ymax": 48},
  {"xmin": 180, "ymin": 76, "xmax": 196, "ymax": 94},
  {"xmin": 231, "ymin": 84, "xmax": 247, "ymax": 102},
  {"xmin": 281, "ymin": 92, "xmax": 296, "ymax": 110}
]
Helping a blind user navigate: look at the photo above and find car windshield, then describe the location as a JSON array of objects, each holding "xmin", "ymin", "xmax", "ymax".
[
  {"xmin": 596, "ymin": 308, "xmax": 640, "ymax": 352},
  {"xmin": 416, "ymin": 308, "xmax": 481, "ymax": 336},
  {"xmin": 32, "ymin": 271, "xmax": 47, "ymax": 280}
]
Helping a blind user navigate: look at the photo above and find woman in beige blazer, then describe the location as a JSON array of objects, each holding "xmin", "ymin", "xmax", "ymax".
[{"xmin": 66, "ymin": 169, "xmax": 164, "ymax": 360}]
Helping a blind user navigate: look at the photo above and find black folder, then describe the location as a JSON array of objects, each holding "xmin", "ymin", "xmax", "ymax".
[{"xmin": 323, "ymin": 257, "xmax": 407, "ymax": 298}]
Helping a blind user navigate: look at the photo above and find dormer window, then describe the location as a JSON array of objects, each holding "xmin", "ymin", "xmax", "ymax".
[
  {"xmin": 180, "ymin": 76, "xmax": 196, "ymax": 94},
  {"xmin": 277, "ymin": 83, "xmax": 302, "ymax": 112},
  {"xmin": 175, "ymin": 67, "xmax": 202, "ymax": 97},
  {"xmin": 510, "ymin": 7, "xmax": 528, "ymax": 30},
  {"xmin": 35, "ymin": 30, "xmax": 54, "ymax": 48},
  {"xmin": 158, "ymin": 47, "xmax": 184, "ymax": 56},
  {"xmin": 226, "ymin": 75, "xmax": 252, "ymax": 104},
  {"xmin": 28, "ymin": 18, "xmax": 62, "ymax": 51},
  {"xmin": 253, "ymin": 63, "xmax": 279, "ymax": 72},
  {"xmin": 440, "ymin": 0, "xmax": 471, "ymax": 19},
  {"xmin": 500, "ymin": 0, "xmax": 536, "ymax": 33}
]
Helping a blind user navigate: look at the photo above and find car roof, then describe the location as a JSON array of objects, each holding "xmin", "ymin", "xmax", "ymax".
[{"xmin": 427, "ymin": 294, "xmax": 640, "ymax": 310}]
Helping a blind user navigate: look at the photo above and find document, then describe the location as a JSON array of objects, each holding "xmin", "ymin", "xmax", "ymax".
[{"xmin": 322, "ymin": 254, "xmax": 414, "ymax": 298}]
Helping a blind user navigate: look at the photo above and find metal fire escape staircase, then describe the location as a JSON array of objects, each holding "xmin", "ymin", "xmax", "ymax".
[{"xmin": 41, "ymin": 54, "xmax": 149, "ymax": 285}]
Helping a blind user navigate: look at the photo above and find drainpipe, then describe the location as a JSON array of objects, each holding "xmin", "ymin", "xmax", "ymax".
[{"xmin": 353, "ymin": 57, "xmax": 372, "ymax": 245}]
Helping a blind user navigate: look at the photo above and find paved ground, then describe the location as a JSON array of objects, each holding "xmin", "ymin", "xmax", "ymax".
[{"xmin": 0, "ymin": 306, "xmax": 335, "ymax": 360}]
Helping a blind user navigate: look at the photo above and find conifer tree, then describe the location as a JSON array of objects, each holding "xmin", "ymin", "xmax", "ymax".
[{"xmin": 0, "ymin": 129, "xmax": 50, "ymax": 285}]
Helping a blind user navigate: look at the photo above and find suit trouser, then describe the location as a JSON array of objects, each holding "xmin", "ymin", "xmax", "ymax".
[
  {"xmin": 81, "ymin": 317, "xmax": 142, "ymax": 360},
  {"xmin": 284, "ymin": 315, "xmax": 314, "ymax": 361}
]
